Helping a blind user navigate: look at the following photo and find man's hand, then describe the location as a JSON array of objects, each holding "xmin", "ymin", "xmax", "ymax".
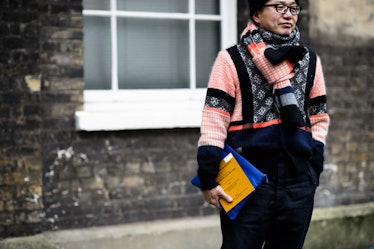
[{"xmin": 203, "ymin": 185, "xmax": 233, "ymax": 210}]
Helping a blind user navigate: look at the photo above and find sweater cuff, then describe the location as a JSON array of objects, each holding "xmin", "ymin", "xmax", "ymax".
[{"xmin": 197, "ymin": 145, "xmax": 222, "ymax": 190}]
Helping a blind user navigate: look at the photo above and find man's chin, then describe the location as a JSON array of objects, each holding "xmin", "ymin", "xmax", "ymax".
[{"xmin": 278, "ymin": 29, "xmax": 293, "ymax": 36}]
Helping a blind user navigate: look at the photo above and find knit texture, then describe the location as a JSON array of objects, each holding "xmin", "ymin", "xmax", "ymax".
[
  {"xmin": 245, "ymin": 22, "xmax": 306, "ymax": 128},
  {"xmin": 197, "ymin": 22, "xmax": 329, "ymax": 190}
]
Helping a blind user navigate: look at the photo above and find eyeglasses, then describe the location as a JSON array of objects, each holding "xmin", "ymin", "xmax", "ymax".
[{"xmin": 263, "ymin": 4, "xmax": 302, "ymax": 16}]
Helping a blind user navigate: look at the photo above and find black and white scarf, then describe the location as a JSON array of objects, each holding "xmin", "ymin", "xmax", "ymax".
[{"xmin": 241, "ymin": 22, "xmax": 310, "ymax": 128}]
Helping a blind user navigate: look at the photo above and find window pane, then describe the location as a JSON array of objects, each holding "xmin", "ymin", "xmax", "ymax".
[
  {"xmin": 117, "ymin": 18, "xmax": 189, "ymax": 89},
  {"xmin": 196, "ymin": 0, "xmax": 220, "ymax": 15},
  {"xmin": 117, "ymin": 0, "xmax": 188, "ymax": 13},
  {"xmin": 83, "ymin": 0, "xmax": 110, "ymax": 10},
  {"xmin": 84, "ymin": 16, "xmax": 112, "ymax": 89},
  {"xmin": 196, "ymin": 21, "xmax": 221, "ymax": 88}
]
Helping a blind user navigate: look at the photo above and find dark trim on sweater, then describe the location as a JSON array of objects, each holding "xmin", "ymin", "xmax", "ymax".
[
  {"xmin": 227, "ymin": 45, "xmax": 254, "ymax": 123},
  {"xmin": 305, "ymin": 50, "xmax": 317, "ymax": 126}
]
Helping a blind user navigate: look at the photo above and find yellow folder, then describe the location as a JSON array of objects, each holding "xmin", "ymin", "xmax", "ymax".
[{"xmin": 217, "ymin": 152, "xmax": 255, "ymax": 212}]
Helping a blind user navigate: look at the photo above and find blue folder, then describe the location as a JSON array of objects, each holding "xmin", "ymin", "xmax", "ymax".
[{"xmin": 191, "ymin": 144, "xmax": 267, "ymax": 220}]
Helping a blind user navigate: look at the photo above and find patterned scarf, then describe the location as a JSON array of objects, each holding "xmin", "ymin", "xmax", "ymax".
[{"xmin": 242, "ymin": 22, "xmax": 308, "ymax": 128}]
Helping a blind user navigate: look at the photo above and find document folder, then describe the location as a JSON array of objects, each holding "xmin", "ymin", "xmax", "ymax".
[{"xmin": 191, "ymin": 144, "xmax": 267, "ymax": 220}]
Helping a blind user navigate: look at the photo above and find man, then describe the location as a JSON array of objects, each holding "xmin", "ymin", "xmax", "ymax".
[{"xmin": 196, "ymin": 0, "xmax": 329, "ymax": 248}]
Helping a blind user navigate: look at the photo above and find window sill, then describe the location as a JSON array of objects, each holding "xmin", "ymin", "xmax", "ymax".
[{"xmin": 75, "ymin": 89, "xmax": 206, "ymax": 131}]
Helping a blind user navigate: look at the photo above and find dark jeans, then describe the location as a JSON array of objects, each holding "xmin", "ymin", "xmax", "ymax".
[{"xmin": 220, "ymin": 161, "xmax": 318, "ymax": 249}]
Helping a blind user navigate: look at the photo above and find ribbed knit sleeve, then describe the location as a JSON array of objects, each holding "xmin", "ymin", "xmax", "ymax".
[
  {"xmin": 309, "ymin": 56, "xmax": 330, "ymax": 178},
  {"xmin": 196, "ymin": 50, "xmax": 239, "ymax": 190},
  {"xmin": 309, "ymin": 56, "xmax": 330, "ymax": 144},
  {"xmin": 198, "ymin": 50, "xmax": 239, "ymax": 148}
]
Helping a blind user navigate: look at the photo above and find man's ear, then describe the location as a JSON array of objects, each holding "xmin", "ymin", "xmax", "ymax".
[{"xmin": 252, "ymin": 11, "xmax": 261, "ymax": 24}]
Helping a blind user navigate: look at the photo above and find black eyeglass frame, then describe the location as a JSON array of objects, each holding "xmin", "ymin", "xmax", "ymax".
[{"xmin": 263, "ymin": 4, "xmax": 302, "ymax": 16}]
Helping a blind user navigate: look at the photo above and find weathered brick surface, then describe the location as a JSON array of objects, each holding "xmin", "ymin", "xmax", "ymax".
[
  {"xmin": 0, "ymin": 0, "xmax": 373, "ymax": 239},
  {"xmin": 41, "ymin": 129, "xmax": 210, "ymax": 230},
  {"xmin": 313, "ymin": 43, "xmax": 374, "ymax": 206},
  {"xmin": 0, "ymin": 0, "xmax": 83, "ymax": 237},
  {"xmin": 0, "ymin": 0, "xmax": 44, "ymax": 237}
]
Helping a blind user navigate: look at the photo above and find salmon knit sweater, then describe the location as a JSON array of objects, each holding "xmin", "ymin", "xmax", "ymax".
[{"xmin": 197, "ymin": 24, "xmax": 329, "ymax": 190}]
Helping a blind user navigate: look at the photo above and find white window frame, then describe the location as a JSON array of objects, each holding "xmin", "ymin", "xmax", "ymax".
[{"xmin": 75, "ymin": 0, "xmax": 237, "ymax": 131}]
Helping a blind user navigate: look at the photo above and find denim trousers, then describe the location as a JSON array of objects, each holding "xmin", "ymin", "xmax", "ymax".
[{"xmin": 220, "ymin": 161, "xmax": 318, "ymax": 249}]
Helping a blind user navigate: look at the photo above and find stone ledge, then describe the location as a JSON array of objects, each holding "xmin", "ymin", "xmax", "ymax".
[
  {"xmin": 304, "ymin": 202, "xmax": 374, "ymax": 249},
  {"xmin": 0, "ymin": 235, "xmax": 57, "ymax": 249},
  {"xmin": 1, "ymin": 202, "xmax": 374, "ymax": 249}
]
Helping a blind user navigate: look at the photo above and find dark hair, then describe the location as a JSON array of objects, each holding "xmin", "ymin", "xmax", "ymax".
[{"xmin": 247, "ymin": 0, "xmax": 300, "ymax": 21}]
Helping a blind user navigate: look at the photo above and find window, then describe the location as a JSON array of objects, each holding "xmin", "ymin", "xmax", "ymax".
[{"xmin": 76, "ymin": 0, "xmax": 237, "ymax": 130}]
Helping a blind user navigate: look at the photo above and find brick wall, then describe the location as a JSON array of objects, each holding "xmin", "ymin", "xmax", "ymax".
[
  {"xmin": 313, "ymin": 42, "xmax": 374, "ymax": 206},
  {"xmin": 0, "ymin": 0, "xmax": 83, "ymax": 237},
  {"xmin": 38, "ymin": 0, "xmax": 85, "ymax": 232},
  {"xmin": 43, "ymin": 129, "xmax": 208, "ymax": 230},
  {"xmin": 0, "ymin": 0, "xmax": 44, "ymax": 237},
  {"xmin": 0, "ymin": 0, "xmax": 373, "ymax": 238}
]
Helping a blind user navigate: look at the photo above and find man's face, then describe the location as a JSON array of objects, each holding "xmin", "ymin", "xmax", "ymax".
[{"xmin": 253, "ymin": 0, "xmax": 299, "ymax": 36}]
